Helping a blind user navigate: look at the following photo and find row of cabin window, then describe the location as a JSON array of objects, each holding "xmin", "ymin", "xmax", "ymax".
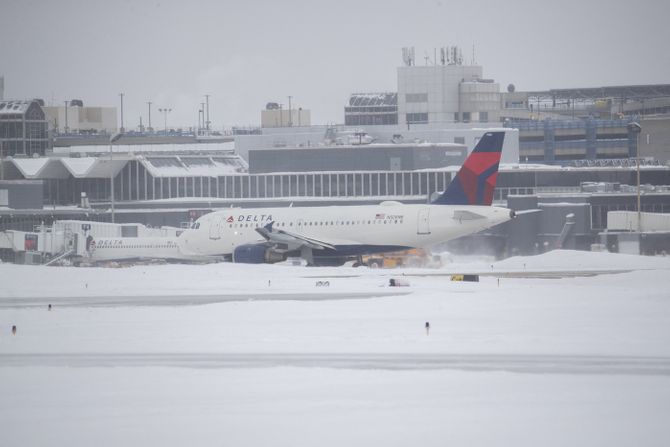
[{"xmin": 229, "ymin": 219, "xmax": 403, "ymax": 229}]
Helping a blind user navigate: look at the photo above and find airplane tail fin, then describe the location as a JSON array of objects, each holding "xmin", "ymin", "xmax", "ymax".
[{"xmin": 432, "ymin": 131, "xmax": 505, "ymax": 206}]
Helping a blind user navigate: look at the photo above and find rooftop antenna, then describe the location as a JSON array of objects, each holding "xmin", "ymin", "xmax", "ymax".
[{"xmin": 401, "ymin": 46, "xmax": 415, "ymax": 66}]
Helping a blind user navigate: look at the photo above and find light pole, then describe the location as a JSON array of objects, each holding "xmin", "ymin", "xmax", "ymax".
[
  {"xmin": 204, "ymin": 94, "xmax": 210, "ymax": 132},
  {"xmin": 200, "ymin": 102, "xmax": 205, "ymax": 134},
  {"xmin": 288, "ymin": 95, "xmax": 292, "ymax": 127},
  {"xmin": 119, "ymin": 93, "xmax": 125, "ymax": 132},
  {"xmin": 158, "ymin": 108, "xmax": 172, "ymax": 135},
  {"xmin": 109, "ymin": 132, "xmax": 123, "ymax": 223},
  {"xmin": 628, "ymin": 122, "xmax": 642, "ymax": 231},
  {"xmin": 64, "ymin": 100, "xmax": 69, "ymax": 134},
  {"xmin": 147, "ymin": 101, "xmax": 152, "ymax": 132}
]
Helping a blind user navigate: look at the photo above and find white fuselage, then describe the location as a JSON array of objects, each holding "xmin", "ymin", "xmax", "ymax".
[{"xmin": 178, "ymin": 202, "xmax": 512, "ymax": 257}]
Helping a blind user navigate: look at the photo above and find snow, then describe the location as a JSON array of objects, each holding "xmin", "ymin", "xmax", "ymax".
[
  {"xmin": 53, "ymin": 142, "xmax": 236, "ymax": 154},
  {"xmin": 59, "ymin": 157, "xmax": 97, "ymax": 176},
  {"xmin": 8, "ymin": 157, "xmax": 50, "ymax": 176},
  {"xmin": 1, "ymin": 250, "xmax": 670, "ymax": 446}
]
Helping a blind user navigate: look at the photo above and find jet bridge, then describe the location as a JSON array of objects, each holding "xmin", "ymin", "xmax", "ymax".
[{"xmin": 0, "ymin": 220, "xmax": 183, "ymax": 264}]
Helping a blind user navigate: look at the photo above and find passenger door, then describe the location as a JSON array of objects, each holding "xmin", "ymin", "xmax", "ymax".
[
  {"xmin": 417, "ymin": 208, "xmax": 431, "ymax": 235},
  {"xmin": 209, "ymin": 217, "xmax": 222, "ymax": 240}
]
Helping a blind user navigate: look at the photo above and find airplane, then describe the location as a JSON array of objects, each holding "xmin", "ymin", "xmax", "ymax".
[{"xmin": 178, "ymin": 131, "xmax": 515, "ymax": 266}]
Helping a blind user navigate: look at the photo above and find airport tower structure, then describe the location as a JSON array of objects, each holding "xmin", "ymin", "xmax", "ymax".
[{"xmin": 397, "ymin": 46, "xmax": 501, "ymax": 126}]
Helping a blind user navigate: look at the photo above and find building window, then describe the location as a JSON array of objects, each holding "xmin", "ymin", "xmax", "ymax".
[
  {"xmin": 454, "ymin": 137, "xmax": 465, "ymax": 145},
  {"xmin": 479, "ymin": 111, "xmax": 488, "ymax": 122},
  {"xmin": 406, "ymin": 113, "xmax": 428, "ymax": 124},
  {"xmin": 462, "ymin": 112, "xmax": 471, "ymax": 122},
  {"xmin": 405, "ymin": 93, "xmax": 428, "ymax": 103},
  {"xmin": 454, "ymin": 113, "xmax": 459, "ymax": 123}
]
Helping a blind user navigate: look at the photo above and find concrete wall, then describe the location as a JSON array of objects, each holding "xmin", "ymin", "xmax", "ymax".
[
  {"xmin": 398, "ymin": 64, "xmax": 485, "ymax": 124},
  {"xmin": 236, "ymin": 125, "xmax": 519, "ymax": 164},
  {"xmin": 459, "ymin": 81, "xmax": 501, "ymax": 122},
  {"xmin": 261, "ymin": 109, "xmax": 311, "ymax": 128},
  {"xmin": 248, "ymin": 144, "xmax": 466, "ymax": 173},
  {"xmin": 43, "ymin": 106, "xmax": 118, "ymax": 134},
  {"xmin": 639, "ymin": 116, "xmax": 670, "ymax": 164}
]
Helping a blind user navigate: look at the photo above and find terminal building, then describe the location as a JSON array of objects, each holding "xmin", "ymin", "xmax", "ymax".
[
  {"xmin": 43, "ymin": 100, "xmax": 117, "ymax": 135},
  {"xmin": 1, "ymin": 57, "xmax": 670, "ymax": 262},
  {"xmin": 345, "ymin": 93, "xmax": 398, "ymax": 126},
  {"xmin": 344, "ymin": 47, "xmax": 670, "ymax": 165},
  {"xmin": 0, "ymin": 99, "xmax": 49, "ymax": 157},
  {"xmin": 261, "ymin": 102, "xmax": 311, "ymax": 128},
  {"xmin": 396, "ymin": 46, "xmax": 500, "ymax": 125}
]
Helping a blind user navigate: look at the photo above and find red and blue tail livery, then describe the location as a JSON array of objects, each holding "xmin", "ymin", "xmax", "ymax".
[{"xmin": 432, "ymin": 131, "xmax": 505, "ymax": 206}]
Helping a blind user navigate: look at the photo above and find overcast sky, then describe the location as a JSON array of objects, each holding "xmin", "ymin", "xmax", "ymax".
[{"xmin": 2, "ymin": 0, "xmax": 669, "ymax": 129}]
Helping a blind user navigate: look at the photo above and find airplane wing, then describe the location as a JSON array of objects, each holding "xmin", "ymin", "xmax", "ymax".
[{"xmin": 255, "ymin": 222, "xmax": 337, "ymax": 251}]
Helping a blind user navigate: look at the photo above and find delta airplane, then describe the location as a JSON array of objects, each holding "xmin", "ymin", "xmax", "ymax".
[{"xmin": 178, "ymin": 131, "xmax": 515, "ymax": 266}]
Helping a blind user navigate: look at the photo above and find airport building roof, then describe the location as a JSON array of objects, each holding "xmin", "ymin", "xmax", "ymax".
[
  {"xmin": 52, "ymin": 141, "xmax": 236, "ymax": 156},
  {"xmin": 0, "ymin": 100, "xmax": 33, "ymax": 116},
  {"xmin": 139, "ymin": 155, "xmax": 247, "ymax": 177},
  {"xmin": 526, "ymin": 84, "xmax": 670, "ymax": 101},
  {"xmin": 348, "ymin": 93, "xmax": 398, "ymax": 107},
  {"xmin": 8, "ymin": 157, "xmax": 128, "ymax": 179},
  {"xmin": 5, "ymin": 153, "xmax": 248, "ymax": 179}
]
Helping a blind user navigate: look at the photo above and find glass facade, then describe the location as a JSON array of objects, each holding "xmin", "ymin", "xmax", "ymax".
[
  {"xmin": 405, "ymin": 113, "xmax": 428, "ymax": 124},
  {"xmin": 39, "ymin": 161, "xmax": 453, "ymax": 206},
  {"xmin": 0, "ymin": 101, "xmax": 49, "ymax": 157},
  {"xmin": 344, "ymin": 93, "xmax": 398, "ymax": 126}
]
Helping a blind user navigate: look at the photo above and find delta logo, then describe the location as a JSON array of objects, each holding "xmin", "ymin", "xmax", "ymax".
[{"xmin": 233, "ymin": 214, "xmax": 273, "ymax": 222}]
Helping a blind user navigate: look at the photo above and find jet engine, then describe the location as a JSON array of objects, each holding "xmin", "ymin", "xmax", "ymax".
[{"xmin": 232, "ymin": 244, "xmax": 287, "ymax": 264}]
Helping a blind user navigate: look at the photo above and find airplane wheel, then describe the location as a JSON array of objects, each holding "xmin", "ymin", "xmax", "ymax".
[{"xmin": 368, "ymin": 260, "xmax": 381, "ymax": 269}]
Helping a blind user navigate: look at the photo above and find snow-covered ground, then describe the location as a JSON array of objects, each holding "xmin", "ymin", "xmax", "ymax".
[{"xmin": 1, "ymin": 250, "xmax": 670, "ymax": 446}]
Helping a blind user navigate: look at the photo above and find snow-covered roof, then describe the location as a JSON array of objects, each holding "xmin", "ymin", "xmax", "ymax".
[
  {"xmin": 0, "ymin": 100, "xmax": 31, "ymax": 116},
  {"xmin": 52, "ymin": 142, "xmax": 236, "ymax": 155},
  {"xmin": 9, "ymin": 158, "xmax": 51, "ymax": 176},
  {"xmin": 499, "ymin": 163, "xmax": 668, "ymax": 172},
  {"xmin": 138, "ymin": 155, "xmax": 247, "ymax": 178},
  {"xmin": 7, "ymin": 151, "xmax": 247, "ymax": 180},
  {"xmin": 8, "ymin": 157, "xmax": 129, "ymax": 179},
  {"xmin": 348, "ymin": 92, "xmax": 397, "ymax": 107}
]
